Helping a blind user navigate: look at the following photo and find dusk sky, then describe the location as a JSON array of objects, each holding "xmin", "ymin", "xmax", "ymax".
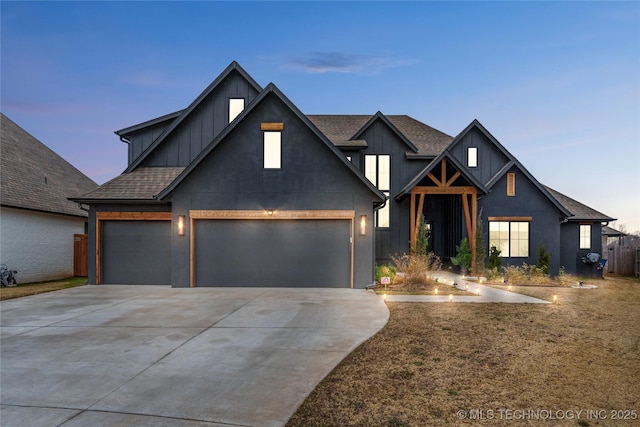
[{"xmin": 2, "ymin": 1, "xmax": 639, "ymax": 233}]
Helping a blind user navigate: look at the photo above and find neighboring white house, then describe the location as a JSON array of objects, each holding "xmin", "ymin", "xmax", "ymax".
[{"xmin": 0, "ymin": 114, "xmax": 98, "ymax": 283}]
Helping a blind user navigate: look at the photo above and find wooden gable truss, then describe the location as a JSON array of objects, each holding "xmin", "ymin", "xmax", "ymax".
[{"xmin": 409, "ymin": 157, "xmax": 478, "ymax": 274}]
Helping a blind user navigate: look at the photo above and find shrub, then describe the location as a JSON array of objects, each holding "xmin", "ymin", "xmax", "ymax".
[
  {"xmin": 488, "ymin": 245, "xmax": 502, "ymax": 271},
  {"xmin": 391, "ymin": 252, "xmax": 441, "ymax": 285},
  {"xmin": 537, "ymin": 243, "xmax": 551, "ymax": 275},
  {"xmin": 451, "ymin": 238, "xmax": 471, "ymax": 274},
  {"xmin": 502, "ymin": 263, "xmax": 547, "ymax": 284},
  {"xmin": 375, "ymin": 264, "xmax": 397, "ymax": 285}
]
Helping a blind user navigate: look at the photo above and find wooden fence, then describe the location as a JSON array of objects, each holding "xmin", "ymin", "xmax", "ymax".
[
  {"xmin": 73, "ymin": 234, "xmax": 88, "ymax": 277},
  {"xmin": 606, "ymin": 235, "xmax": 640, "ymax": 277}
]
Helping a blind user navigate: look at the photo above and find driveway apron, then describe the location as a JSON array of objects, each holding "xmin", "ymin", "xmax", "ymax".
[{"xmin": 0, "ymin": 286, "xmax": 389, "ymax": 427}]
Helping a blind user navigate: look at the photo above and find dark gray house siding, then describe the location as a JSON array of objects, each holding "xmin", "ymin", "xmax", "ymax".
[
  {"xmin": 478, "ymin": 166, "xmax": 564, "ymax": 275},
  {"xmin": 167, "ymin": 90, "xmax": 381, "ymax": 287},
  {"xmin": 355, "ymin": 118, "xmax": 432, "ymax": 263},
  {"xmin": 73, "ymin": 61, "xmax": 615, "ymax": 285}
]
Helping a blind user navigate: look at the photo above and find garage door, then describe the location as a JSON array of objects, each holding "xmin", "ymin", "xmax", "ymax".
[
  {"xmin": 194, "ymin": 219, "xmax": 351, "ymax": 287},
  {"xmin": 101, "ymin": 220, "xmax": 171, "ymax": 285}
]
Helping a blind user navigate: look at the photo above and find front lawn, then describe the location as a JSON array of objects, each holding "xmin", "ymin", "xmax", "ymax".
[
  {"xmin": 0, "ymin": 277, "xmax": 87, "ymax": 300},
  {"xmin": 288, "ymin": 276, "xmax": 640, "ymax": 426}
]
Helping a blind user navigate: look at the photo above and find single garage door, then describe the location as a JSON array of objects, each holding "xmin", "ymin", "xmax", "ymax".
[
  {"xmin": 194, "ymin": 219, "xmax": 351, "ymax": 287},
  {"xmin": 101, "ymin": 220, "xmax": 171, "ymax": 285}
]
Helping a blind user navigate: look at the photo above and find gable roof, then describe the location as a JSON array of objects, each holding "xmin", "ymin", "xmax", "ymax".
[
  {"xmin": 157, "ymin": 83, "xmax": 386, "ymax": 204},
  {"xmin": 544, "ymin": 186, "xmax": 615, "ymax": 222},
  {"xmin": 396, "ymin": 150, "xmax": 489, "ymax": 200},
  {"xmin": 115, "ymin": 110, "xmax": 183, "ymax": 139},
  {"xmin": 454, "ymin": 120, "xmax": 571, "ymax": 216},
  {"xmin": 352, "ymin": 112, "xmax": 419, "ymax": 153},
  {"xmin": 1, "ymin": 113, "xmax": 98, "ymax": 217},
  {"xmin": 71, "ymin": 167, "xmax": 184, "ymax": 202},
  {"xmin": 307, "ymin": 114, "xmax": 452, "ymax": 156},
  {"xmin": 124, "ymin": 61, "xmax": 263, "ymax": 173}
]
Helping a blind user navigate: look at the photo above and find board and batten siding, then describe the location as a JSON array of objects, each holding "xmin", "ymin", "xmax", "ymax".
[
  {"xmin": 139, "ymin": 71, "xmax": 260, "ymax": 168},
  {"xmin": 0, "ymin": 206, "xmax": 86, "ymax": 283}
]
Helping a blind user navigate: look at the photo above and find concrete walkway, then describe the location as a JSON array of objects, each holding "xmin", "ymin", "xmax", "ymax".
[
  {"xmin": 1, "ymin": 286, "xmax": 389, "ymax": 427},
  {"xmin": 384, "ymin": 271, "xmax": 550, "ymax": 304}
]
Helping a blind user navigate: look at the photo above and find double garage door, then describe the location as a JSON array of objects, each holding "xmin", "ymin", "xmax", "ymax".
[{"xmin": 100, "ymin": 213, "xmax": 352, "ymax": 287}]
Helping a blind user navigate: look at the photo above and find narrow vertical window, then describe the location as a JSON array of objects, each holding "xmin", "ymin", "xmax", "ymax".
[
  {"xmin": 229, "ymin": 98, "xmax": 244, "ymax": 123},
  {"xmin": 264, "ymin": 131, "xmax": 281, "ymax": 169},
  {"xmin": 365, "ymin": 154, "xmax": 390, "ymax": 228},
  {"xmin": 579, "ymin": 224, "xmax": 591, "ymax": 249},
  {"xmin": 507, "ymin": 172, "xmax": 516, "ymax": 196},
  {"xmin": 468, "ymin": 147, "xmax": 478, "ymax": 168}
]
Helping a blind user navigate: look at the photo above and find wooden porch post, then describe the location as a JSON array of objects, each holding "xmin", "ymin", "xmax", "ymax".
[{"xmin": 410, "ymin": 190, "xmax": 416, "ymax": 251}]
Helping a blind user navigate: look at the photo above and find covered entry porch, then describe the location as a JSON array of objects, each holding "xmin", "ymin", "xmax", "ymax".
[{"xmin": 400, "ymin": 157, "xmax": 486, "ymax": 273}]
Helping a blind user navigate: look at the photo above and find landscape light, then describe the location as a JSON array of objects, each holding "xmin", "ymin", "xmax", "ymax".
[
  {"xmin": 553, "ymin": 294, "xmax": 558, "ymax": 303},
  {"xmin": 449, "ymin": 294, "xmax": 453, "ymax": 302},
  {"xmin": 434, "ymin": 288, "xmax": 438, "ymax": 295}
]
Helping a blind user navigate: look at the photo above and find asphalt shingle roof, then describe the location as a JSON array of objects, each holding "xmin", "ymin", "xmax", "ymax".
[
  {"xmin": 307, "ymin": 114, "xmax": 453, "ymax": 155},
  {"xmin": 74, "ymin": 167, "xmax": 184, "ymax": 201},
  {"xmin": 1, "ymin": 114, "xmax": 97, "ymax": 217},
  {"xmin": 544, "ymin": 186, "xmax": 614, "ymax": 222}
]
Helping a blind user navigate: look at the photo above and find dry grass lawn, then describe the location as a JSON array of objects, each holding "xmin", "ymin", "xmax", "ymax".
[
  {"xmin": 288, "ymin": 276, "xmax": 640, "ymax": 426},
  {"xmin": 0, "ymin": 277, "xmax": 87, "ymax": 300}
]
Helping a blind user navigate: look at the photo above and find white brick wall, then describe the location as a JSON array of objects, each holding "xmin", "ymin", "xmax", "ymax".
[{"xmin": 0, "ymin": 206, "xmax": 87, "ymax": 283}]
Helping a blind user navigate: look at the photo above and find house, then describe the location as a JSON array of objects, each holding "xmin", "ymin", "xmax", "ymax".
[
  {"xmin": 72, "ymin": 62, "xmax": 614, "ymax": 287},
  {"xmin": 1, "ymin": 114, "xmax": 98, "ymax": 283}
]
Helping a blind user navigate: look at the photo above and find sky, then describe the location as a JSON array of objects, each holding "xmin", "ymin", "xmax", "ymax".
[{"xmin": 2, "ymin": 1, "xmax": 639, "ymax": 233}]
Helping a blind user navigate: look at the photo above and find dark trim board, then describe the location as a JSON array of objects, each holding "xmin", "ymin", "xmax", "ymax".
[{"xmin": 189, "ymin": 210, "xmax": 355, "ymax": 288}]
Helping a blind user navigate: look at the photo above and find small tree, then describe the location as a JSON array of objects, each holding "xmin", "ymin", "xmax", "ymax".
[
  {"xmin": 451, "ymin": 237, "xmax": 472, "ymax": 274},
  {"xmin": 488, "ymin": 245, "xmax": 502, "ymax": 270},
  {"xmin": 537, "ymin": 243, "xmax": 551, "ymax": 275},
  {"xmin": 413, "ymin": 215, "xmax": 430, "ymax": 256},
  {"xmin": 474, "ymin": 216, "xmax": 486, "ymax": 276}
]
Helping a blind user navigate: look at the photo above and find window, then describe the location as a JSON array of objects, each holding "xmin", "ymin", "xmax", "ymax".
[
  {"xmin": 468, "ymin": 147, "xmax": 478, "ymax": 168},
  {"xmin": 229, "ymin": 98, "xmax": 244, "ymax": 123},
  {"xmin": 264, "ymin": 131, "xmax": 281, "ymax": 169},
  {"xmin": 365, "ymin": 154, "xmax": 390, "ymax": 228},
  {"xmin": 489, "ymin": 221, "xmax": 529, "ymax": 257},
  {"xmin": 346, "ymin": 156, "xmax": 352, "ymax": 162},
  {"xmin": 580, "ymin": 224, "xmax": 591, "ymax": 249},
  {"xmin": 507, "ymin": 173, "xmax": 516, "ymax": 196}
]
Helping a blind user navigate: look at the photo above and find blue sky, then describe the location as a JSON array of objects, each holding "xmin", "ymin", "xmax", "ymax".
[{"xmin": 2, "ymin": 1, "xmax": 639, "ymax": 233}]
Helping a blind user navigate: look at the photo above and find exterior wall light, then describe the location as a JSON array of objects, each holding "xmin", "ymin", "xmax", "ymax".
[
  {"xmin": 360, "ymin": 215, "xmax": 367, "ymax": 236},
  {"xmin": 177, "ymin": 215, "xmax": 185, "ymax": 236},
  {"xmin": 267, "ymin": 210, "xmax": 274, "ymax": 216}
]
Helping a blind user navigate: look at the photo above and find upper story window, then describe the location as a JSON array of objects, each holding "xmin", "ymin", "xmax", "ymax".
[
  {"xmin": 264, "ymin": 131, "xmax": 281, "ymax": 169},
  {"xmin": 579, "ymin": 224, "xmax": 591, "ymax": 249},
  {"xmin": 229, "ymin": 98, "xmax": 245, "ymax": 123},
  {"xmin": 467, "ymin": 147, "xmax": 478, "ymax": 168},
  {"xmin": 365, "ymin": 154, "xmax": 390, "ymax": 228}
]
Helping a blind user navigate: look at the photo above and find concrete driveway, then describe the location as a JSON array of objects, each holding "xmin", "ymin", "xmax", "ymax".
[{"xmin": 0, "ymin": 286, "xmax": 389, "ymax": 427}]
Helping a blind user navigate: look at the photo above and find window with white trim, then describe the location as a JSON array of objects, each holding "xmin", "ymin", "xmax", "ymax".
[
  {"xmin": 489, "ymin": 221, "xmax": 529, "ymax": 257},
  {"xmin": 468, "ymin": 147, "xmax": 478, "ymax": 168},
  {"xmin": 263, "ymin": 131, "xmax": 281, "ymax": 169},
  {"xmin": 365, "ymin": 154, "xmax": 390, "ymax": 228},
  {"xmin": 579, "ymin": 224, "xmax": 591, "ymax": 249},
  {"xmin": 229, "ymin": 98, "xmax": 244, "ymax": 123}
]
